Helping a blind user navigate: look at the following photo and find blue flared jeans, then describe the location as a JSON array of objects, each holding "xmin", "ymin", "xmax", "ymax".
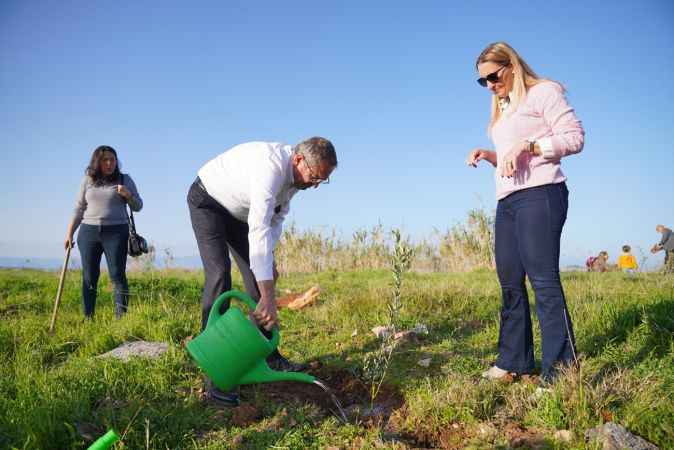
[{"xmin": 494, "ymin": 182, "xmax": 577, "ymax": 379}]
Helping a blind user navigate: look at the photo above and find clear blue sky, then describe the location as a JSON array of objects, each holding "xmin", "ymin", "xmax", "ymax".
[{"xmin": 2, "ymin": 1, "xmax": 673, "ymax": 268}]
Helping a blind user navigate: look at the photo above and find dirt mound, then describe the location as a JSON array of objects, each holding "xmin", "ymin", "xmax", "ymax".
[
  {"xmin": 386, "ymin": 406, "xmax": 471, "ymax": 449},
  {"xmin": 231, "ymin": 404, "xmax": 261, "ymax": 427},
  {"xmin": 242, "ymin": 364, "xmax": 403, "ymax": 423}
]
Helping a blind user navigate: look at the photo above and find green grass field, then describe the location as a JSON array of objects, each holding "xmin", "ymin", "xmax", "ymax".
[{"xmin": 0, "ymin": 267, "xmax": 672, "ymax": 449}]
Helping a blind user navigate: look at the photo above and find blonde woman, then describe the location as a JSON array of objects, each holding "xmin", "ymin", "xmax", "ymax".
[{"xmin": 466, "ymin": 42, "xmax": 584, "ymax": 382}]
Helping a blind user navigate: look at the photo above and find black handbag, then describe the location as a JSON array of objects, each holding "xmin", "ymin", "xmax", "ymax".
[
  {"xmin": 121, "ymin": 175, "xmax": 149, "ymax": 257},
  {"xmin": 127, "ymin": 208, "xmax": 148, "ymax": 257}
]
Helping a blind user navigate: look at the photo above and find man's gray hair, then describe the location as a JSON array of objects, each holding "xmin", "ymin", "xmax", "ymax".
[{"xmin": 293, "ymin": 137, "xmax": 338, "ymax": 167}]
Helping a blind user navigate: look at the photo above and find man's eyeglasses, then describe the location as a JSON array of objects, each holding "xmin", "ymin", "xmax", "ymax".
[
  {"xmin": 303, "ymin": 158, "xmax": 330, "ymax": 185},
  {"xmin": 477, "ymin": 65, "xmax": 509, "ymax": 87}
]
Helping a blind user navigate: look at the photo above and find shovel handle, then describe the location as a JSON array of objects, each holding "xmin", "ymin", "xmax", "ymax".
[
  {"xmin": 208, "ymin": 290, "xmax": 280, "ymax": 348},
  {"xmin": 49, "ymin": 244, "xmax": 72, "ymax": 333}
]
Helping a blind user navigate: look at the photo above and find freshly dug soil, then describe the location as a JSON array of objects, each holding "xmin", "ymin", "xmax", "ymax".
[{"xmin": 242, "ymin": 363, "xmax": 403, "ymax": 422}]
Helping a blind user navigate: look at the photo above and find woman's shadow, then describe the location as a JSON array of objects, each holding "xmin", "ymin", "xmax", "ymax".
[{"xmin": 580, "ymin": 298, "xmax": 674, "ymax": 372}]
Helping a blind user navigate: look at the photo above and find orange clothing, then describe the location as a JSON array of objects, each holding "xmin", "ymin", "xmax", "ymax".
[{"xmin": 617, "ymin": 253, "xmax": 637, "ymax": 270}]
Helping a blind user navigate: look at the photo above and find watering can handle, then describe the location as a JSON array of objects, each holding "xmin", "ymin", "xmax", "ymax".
[{"xmin": 207, "ymin": 290, "xmax": 280, "ymax": 348}]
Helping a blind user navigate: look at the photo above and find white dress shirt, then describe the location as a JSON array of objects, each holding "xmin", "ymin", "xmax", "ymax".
[{"xmin": 198, "ymin": 142, "xmax": 298, "ymax": 281}]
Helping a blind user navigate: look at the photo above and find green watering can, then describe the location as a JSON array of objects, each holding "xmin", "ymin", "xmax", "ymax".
[
  {"xmin": 87, "ymin": 429, "xmax": 119, "ymax": 450},
  {"xmin": 186, "ymin": 290, "xmax": 315, "ymax": 391}
]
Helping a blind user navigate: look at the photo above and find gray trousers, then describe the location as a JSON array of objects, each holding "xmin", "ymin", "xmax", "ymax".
[
  {"xmin": 187, "ymin": 178, "xmax": 261, "ymax": 330},
  {"xmin": 665, "ymin": 250, "xmax": 674, "ymax": 274}
]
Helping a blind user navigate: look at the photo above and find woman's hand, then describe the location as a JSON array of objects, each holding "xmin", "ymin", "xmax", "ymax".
[
  {"xmin": 116, "ymin": 185, "xmax": 132, "ymax": 200},
  {"xmin": 64, "ymin": 219, "xmax": 79, "ymax": 250},
  {"xmin": 466, "ymin": 148, "xmax": 496, "ymax": 167},
  {"xmin": 500, "ymin": 141, "xmax": 529, "ymax": 178}
]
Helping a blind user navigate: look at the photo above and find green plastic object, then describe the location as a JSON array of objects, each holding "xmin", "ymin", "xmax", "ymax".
[
  {"xmin": 87, "ymin": 429, "xmax": 119, "ymax": 449},
  {"xmin": 186, "ymin": 290, "xmax": 315, "ymax": 391}
]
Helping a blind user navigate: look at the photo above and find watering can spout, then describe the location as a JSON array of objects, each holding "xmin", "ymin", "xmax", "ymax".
[{"xmin": 240, "ymin": 360, "xmax": 316, "ymax": 385}]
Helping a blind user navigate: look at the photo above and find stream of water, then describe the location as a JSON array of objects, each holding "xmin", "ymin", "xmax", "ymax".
[{"xmin": 312, "ymin": 379, "xmax": 349, "ymax": 423}]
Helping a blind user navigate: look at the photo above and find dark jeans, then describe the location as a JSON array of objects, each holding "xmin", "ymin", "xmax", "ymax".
[
  {"xmin": 494, "ymin": 182, "xmax": 577, "ymax": 379},
  {"xmin": 77, "ymin": 223, "xmax": 129, "ymax": 318},
  {"xmin": 187, "ymin": 178, "xmax": 264, "ymax": 331}
]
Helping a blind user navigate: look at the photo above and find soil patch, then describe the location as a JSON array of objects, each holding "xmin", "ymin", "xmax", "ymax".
[
  {"xmin": 242, "ymin": 363, "xmax": 404, "ymax": 424},
  {"xmin": 386, "ymin": 406, "xmax": 471, "ymax": 449},
  {"xmin": 231, "ymin": 404, "xmax": 261, "ymax": 427},
  {"xmin": 408, "ymin": 424, "xmax": 470, "ymax": 450},
  {"xmin": 503, "ymin": 422, "xmax": 549, "ymax": 449}
]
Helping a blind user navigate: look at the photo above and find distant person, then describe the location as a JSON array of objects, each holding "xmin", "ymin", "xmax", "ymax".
[
  {"xmin": 650, "ymin": 224, "xmax": 674, "ymax": 274},
  {"xmin": 188, "ymin": 137, "xmax": 337, "ymax": 405},
  {"xmin": 617, "ymin": 245, "xmax": 638, "ymax": 274},
  {"xmin": 586, "ymin": 251, "xmax": 609, "ymax": 273},
  {"xmin": 64, "ymin": 146, "xmax": 143, "ymax": 319},
  {"xmin": 466, "ymin": 42, "xmax": 584, "ymax": 382}
]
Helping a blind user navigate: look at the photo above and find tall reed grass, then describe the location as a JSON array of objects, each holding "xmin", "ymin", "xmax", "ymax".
[{"xmin": 275, "ymin": 208, "xmax": 495, "ymax": 274}]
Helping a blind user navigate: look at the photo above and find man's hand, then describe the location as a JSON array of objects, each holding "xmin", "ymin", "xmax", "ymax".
[
  {"xmin": 253, "ymin": 296, "xmax": 278, "ymax": 331},
  {"xmin": 253, "ymin": 279, "xmax": 278, "ymax": 331}
]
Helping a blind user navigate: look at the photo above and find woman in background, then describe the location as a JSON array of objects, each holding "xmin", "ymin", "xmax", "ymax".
[
  {"xmin": 64, "ymin": 145, "xmax": 143, "ymax": 319},
  {"xmin": 466, "ymin": 42, "xmax": 584, "ymax": 382}
]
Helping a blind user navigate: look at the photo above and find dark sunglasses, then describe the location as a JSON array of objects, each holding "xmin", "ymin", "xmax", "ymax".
[{"xmin": 477, "ymin": 65, "xmax": 509, "ymax": 87}]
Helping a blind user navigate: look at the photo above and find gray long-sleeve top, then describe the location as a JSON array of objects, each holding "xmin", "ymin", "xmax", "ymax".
[
  {"xmin": 72, "ymin": 174, "xmax": 143, "ymax": 226},
  {"xmin": 657, "ymin": 228, "xmax": 674, "ymax": 252}
]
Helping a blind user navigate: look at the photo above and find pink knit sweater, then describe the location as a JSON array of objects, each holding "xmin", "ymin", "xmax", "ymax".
[{"xmin": 491, "ymin": 81, "xmax": 584, "ymax": 200}]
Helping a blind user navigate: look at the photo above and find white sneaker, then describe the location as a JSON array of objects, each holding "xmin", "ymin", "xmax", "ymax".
[{"xmin": 481, "ymin": 366, "xmax": 510, "ymax": 380}]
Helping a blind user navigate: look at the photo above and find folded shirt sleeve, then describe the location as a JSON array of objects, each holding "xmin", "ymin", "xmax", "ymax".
[{"xmin": 534, "ymin": 82, "xmax": 585, "ymax": 160}]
